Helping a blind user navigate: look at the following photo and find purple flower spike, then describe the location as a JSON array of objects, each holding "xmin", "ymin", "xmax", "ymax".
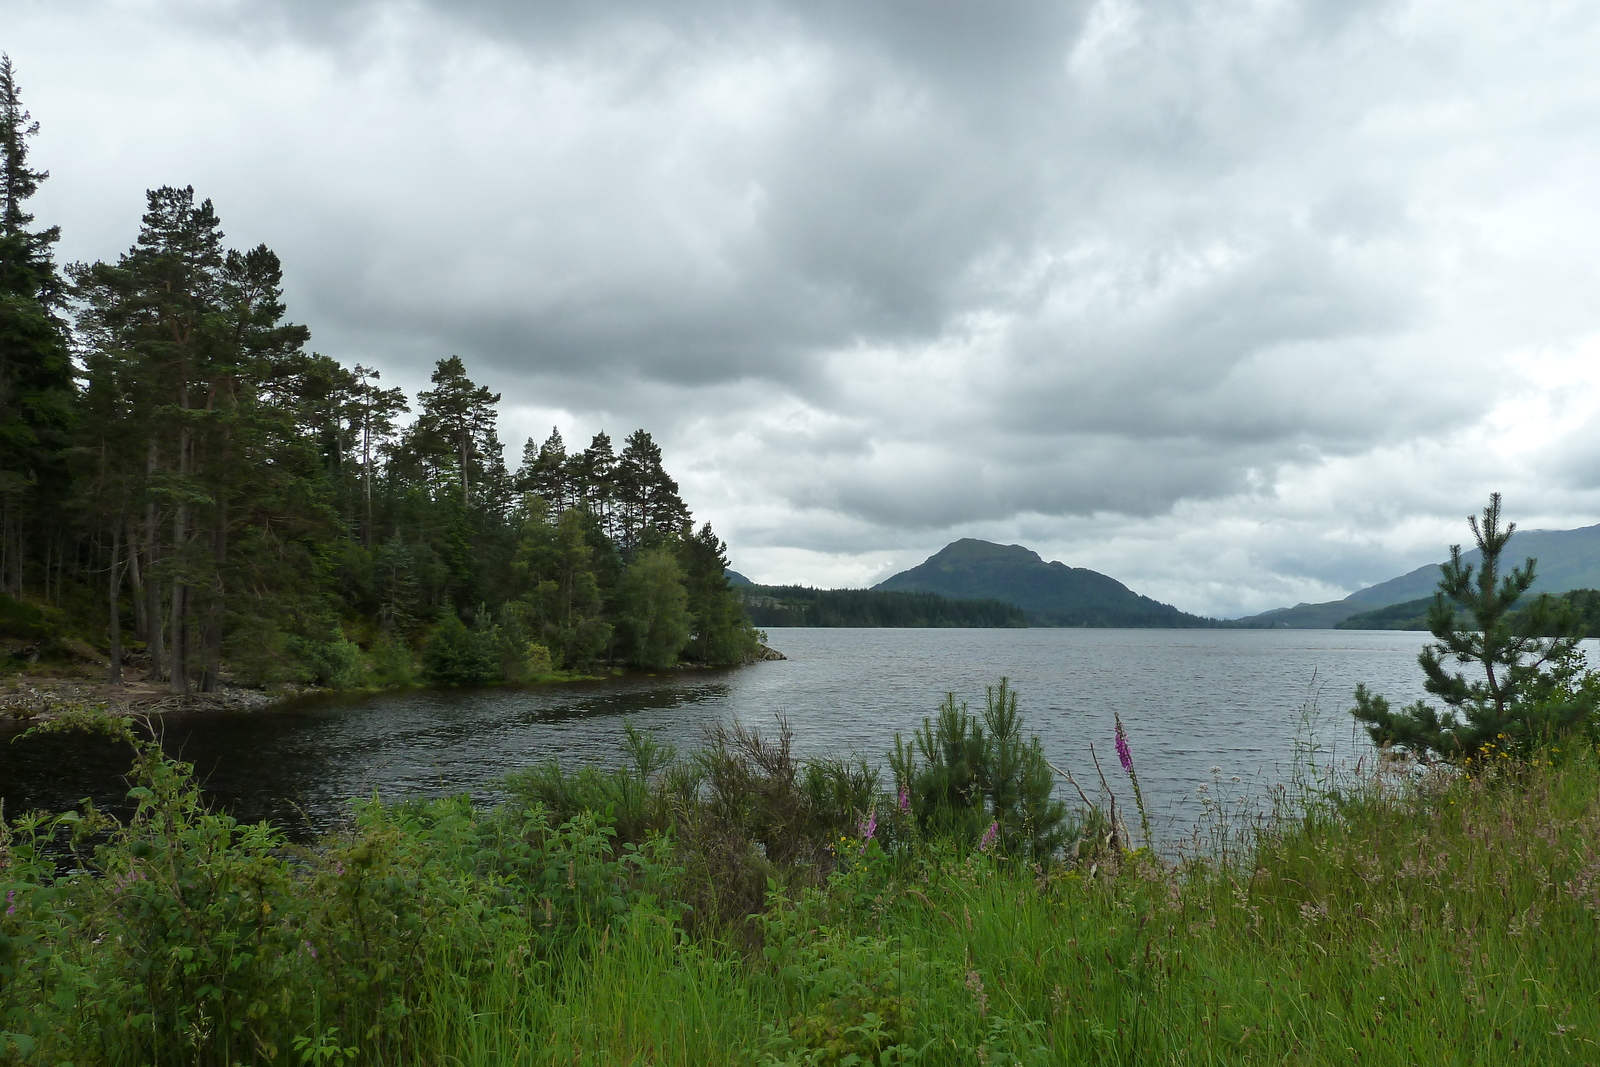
[
  {"xmin": 898, "ymin": 785, "xmax": 910, "ymax": 813},
  {"xmin": 979, "ymin": 821, "xmax": 999, "ymax": 852},
  {"xmin": 859, "ymin": 810, "xmax": 877, "ymax": 842},
  {"xmin": 4, "ymin": 889, "xmax": 14, "ymax": 916},
  {"xmin": 1114, "ymin": 715, "xmax": 1134, "ymax": 775}
]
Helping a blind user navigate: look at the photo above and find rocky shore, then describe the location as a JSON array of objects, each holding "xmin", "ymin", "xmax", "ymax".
[
  {"xmin": 2, "ymin": 646, "xmax": 787, "ymax": 723},
  {"xmin": 0, "ymin": 669, "xmax": 311, "ymax": 723}
]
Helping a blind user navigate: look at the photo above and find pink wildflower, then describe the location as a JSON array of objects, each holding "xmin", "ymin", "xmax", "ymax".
[
  {"xmin": 4, "ymin": 890, "xmax": 14, "ymax": 916},
  {"xmin": 966, "ymin": 969, "xmax": 989, "ymax": 1016},
  {"xmin": 898, "ymin": 785, "xmax": 910, "ymax": 813},
  {"xmin": 859, "ymin": 810, "xmax": 877, "ymax": 842},
  {"xmin": 979, "ymin": 821, "xmax": 999, "ymax": 852},
  {"xmin": 1114, "ymin": 714, "xmax": 1134, "ymax": 775},
  {"xmin": 303, "ymin": 940, "xmax": 317, "ymax": 959}
]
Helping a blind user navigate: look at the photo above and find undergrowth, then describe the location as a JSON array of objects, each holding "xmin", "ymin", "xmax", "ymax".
[{"xmin": 5, "ymin": 691, "xmax": 1600, "ymax": 1064}]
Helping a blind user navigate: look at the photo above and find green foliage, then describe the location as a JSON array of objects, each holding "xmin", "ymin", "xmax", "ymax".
[
  {"xmin": 421, "ymin": 610, "xmax": 500, "ymax": 686},
  {"xmin": 12, "ymin": 703, "xmax": 1600, "ymax": 1064},
  {"xmin": 366, "ymin": 631, "xmax": 415, "ymax": 687},
  {"xmin": 0, "ymin": 56, "xmax": 75, "ymax": 601},
  {"xmin": 1353, "ymin": 494, "xmax": 1600, "ymax": 761},
  {"xmin": 286, "ymin": 621, "xmax": 363, "ymax": 688},
  {"xmin": 516, "ymin": 503, "xmax": 613, "ymax": 670},
  {"xmin": 613, "ymin": 546, "xmax": 691, "ymax": 668},
  {"xmin": 224, "ymin": 615, "xmax": 294, "ymax": 688},
  {"xmin": 760, "ymin": 905, "xmax": 928, "ymax": 1065},
  {"xmin": 0, "ymin": 708, "xmax": 681, "ymax": 1065},
  {"xmin": 677, "ymin": 523, "xmax": 762, "ymax": 662},
  {"xmin": 890, "ymin": 678, "xmax": 1070, "ymax": 859}
]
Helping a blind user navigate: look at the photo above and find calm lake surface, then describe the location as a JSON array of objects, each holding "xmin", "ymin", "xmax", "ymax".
[{"xmin": 2, "ymin": 628, "xmax": 1461, "ymax": 844}]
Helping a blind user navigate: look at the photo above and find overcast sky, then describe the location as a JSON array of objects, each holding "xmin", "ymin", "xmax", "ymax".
[{"xmin": 8, "ymin": 0, "xmax": 1600, "ymax": 617}]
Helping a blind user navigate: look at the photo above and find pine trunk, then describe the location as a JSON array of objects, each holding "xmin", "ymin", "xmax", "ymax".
[
  {"xmin": 108, "ymin": 521, "xmax": 123, "ymax": 686},
  {"xmin": 169, "ymin": 425, "xmax": 191, "ymax": 697},
  {"xmin": 144, "ymin": 437, "xmax": 166, "ymax": 681}
]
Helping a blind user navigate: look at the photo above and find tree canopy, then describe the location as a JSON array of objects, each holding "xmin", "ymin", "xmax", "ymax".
[{"xmin": 0, "ymin": 57, "xmax": 761, "ymax": 690}]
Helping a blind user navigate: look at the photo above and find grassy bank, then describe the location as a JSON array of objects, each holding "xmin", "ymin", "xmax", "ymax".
[{"xmin": 4, "ymin": 701, "xmax": 1600, "ymax": 1064}]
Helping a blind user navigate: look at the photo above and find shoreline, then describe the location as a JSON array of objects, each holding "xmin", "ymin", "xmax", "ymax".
[{"xmin": 0, "ymin": 643, "xmax": 787, "ymax": 724}]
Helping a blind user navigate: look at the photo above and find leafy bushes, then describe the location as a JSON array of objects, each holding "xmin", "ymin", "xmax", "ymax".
[
  {"xmin": 0, "ymin": 710, "xmax": 678, "ymax": 1064},
  {"xmin": 11, "ymin": 691, "xmax": 1600, "ymax": 1063},
  {"xmin": 421, "ymin": 612, "xmax": 500, "ymax": 686}
]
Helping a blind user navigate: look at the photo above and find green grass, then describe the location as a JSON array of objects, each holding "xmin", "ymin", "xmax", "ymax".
[
  {"xmin": 400, "ymin": 757, "xmax": 1600, "ymax": 1064},
  {"xmin": 6, "ymin": 716, "xmax": 1600, "ymax": 1064}
]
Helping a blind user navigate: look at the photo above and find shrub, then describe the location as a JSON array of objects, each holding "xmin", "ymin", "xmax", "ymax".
[
  {"xmin": 287, "ymin": 633, "xmax": 364, "ymax": 688},
  {"xmin": 368, "ymin": 631, "xmax": 415, "ymax": 687},
  {"xmin": 889, "ymin": 679, "xmax": 1069, "ymax": 859},
  {"xmin": 421, "ymin": 612, "xmax": 500, "ymax": 686}
]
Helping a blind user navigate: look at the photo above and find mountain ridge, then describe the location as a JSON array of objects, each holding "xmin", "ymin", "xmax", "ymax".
[
  {"xmin": 1232, "ymin": 522, "xmax": 1600, "ymax": 628},
  {"xmin": 873, "ymin": 538, "xmax": 1212, "ymax": 628}
]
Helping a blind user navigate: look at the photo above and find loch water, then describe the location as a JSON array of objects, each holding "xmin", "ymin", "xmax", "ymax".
[{"xmin": 2, "ymin": 628, "xmax": 1454, "ymax": 845}]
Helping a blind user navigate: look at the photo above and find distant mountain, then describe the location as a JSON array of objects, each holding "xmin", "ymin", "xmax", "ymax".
[
  {"xmin": 1334, "ymin": 597, "xmax": 1435, "ymax": 631},
  {"xmin": 1338, "ymin": 589, "xmax": 1600, "ymax": 637},
  {"xmin": 1233, "ymin": 522, "xmax": 1600, "ymax": 628},
  {"xmin": 725, "ymin": 570, "xmax": 754, "ymax": 587},
  {"xmin": 873, "ymin": 539, "xmax": 1211, "ymax": 628},
  {"xmin": 1228, "ymin": 600, "xmax": 1372, "ymax": 629}
]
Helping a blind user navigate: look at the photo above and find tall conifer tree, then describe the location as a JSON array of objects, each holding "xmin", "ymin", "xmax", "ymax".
[{"xmin": 0, "ymin": 55, "xmax": 74, "ymax": 596}]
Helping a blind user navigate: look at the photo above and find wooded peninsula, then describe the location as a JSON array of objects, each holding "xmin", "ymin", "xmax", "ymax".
[{"xmin": 0, "ymin": 58, "xmax": 760, "ymax": 696}]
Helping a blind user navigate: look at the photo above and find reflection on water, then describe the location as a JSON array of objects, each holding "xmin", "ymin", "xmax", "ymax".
[{"xmin": 3, "ymin": 628, "xmax": 1458, "ymax": 843}]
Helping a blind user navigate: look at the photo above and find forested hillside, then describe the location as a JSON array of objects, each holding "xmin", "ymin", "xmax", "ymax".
[
  {"xmin": 739, "ymin": 585, "xmax": 1027, "ymax": 627},
  {"xmin": 876, "ymin": 539, "xmax": 1213, "ymax": 627},
  {"xmin": 0, "ymin": 57, "xmax": 758, "ymax": 693}
]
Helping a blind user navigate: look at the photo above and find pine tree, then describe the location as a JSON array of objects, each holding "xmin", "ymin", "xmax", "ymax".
[
  {"xmin": 351, "ymin": 364, "xmax": 407, "ymax": 545},
  {"xmin": 574, "ymin": 431, "xmax": 617, "ymax": 534},
  {"xmin": 615, "ymin": 429, "xmax": 689, "ymax": 555},
  {"xmin": 517, "ymin": 427, "xmax": 570, "ymax": 510},
  {"xmin": 1352, "ymin": 493, "xmax": 1600, "ymax": 761},
  {"xmin": 514, "ymin": 502, "xmax": 611, "ymax": 668},
  {"xmin": 0, "ymin": 55, "xmax": 75, "ymax": 597},
  {"xmin": 409, "ymin": 356, "xmax": 503, "ymax": 507},
  {"xmin": 677, "ymin": 521, "xmax": 759, "ymax": 663}
]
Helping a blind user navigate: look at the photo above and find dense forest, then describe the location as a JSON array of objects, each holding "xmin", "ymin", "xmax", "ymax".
[
  {"xmin": 0, "ymin": 57, "xmax": 759, "ymax": 693},
  {"xmin": 739, "ymin": 585, "xmax": 1027, "ymax": 627}
]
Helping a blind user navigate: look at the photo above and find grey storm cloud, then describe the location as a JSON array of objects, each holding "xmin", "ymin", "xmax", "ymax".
[{"xmin": 8, "ymin": 0, "xmax": 1600, "ymax": 614}]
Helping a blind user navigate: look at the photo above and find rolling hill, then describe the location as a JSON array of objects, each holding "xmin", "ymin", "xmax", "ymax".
[
  {"xmin": 1233, "ymin": 522, "xmax": 1600, "ymax": 628},
  {"xmin": 873, "ymin": 539, "xmax": 1212, "ymax": 627}
]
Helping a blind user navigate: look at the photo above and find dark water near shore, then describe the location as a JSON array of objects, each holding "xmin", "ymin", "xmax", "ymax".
[{"xmin": 2, "ymin": 628, "xmax": 1468, "ymax": 844}]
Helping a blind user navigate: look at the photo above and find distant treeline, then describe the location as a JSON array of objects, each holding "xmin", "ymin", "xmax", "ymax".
[
  {"xmin": 740, "ymin": 586, "xmax": 1027, "ymax": 628},
  {"xmin": 1338, "ymin": 589, "xmax": 1600, "ymax": 636}
]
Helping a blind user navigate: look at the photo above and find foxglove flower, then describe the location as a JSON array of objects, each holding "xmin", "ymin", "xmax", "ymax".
[{"xmin": 1115, "ymin": 715, "xmax": 1134, "ymax": 775}]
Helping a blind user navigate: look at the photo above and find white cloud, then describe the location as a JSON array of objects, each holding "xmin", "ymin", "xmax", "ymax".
[{"xmin": 8, "ymin": 0, "xmax": 1600, "ymax": 614}]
